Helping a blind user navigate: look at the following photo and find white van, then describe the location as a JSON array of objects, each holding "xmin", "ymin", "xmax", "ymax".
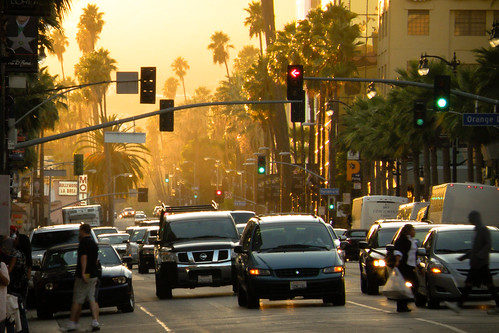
[
  {"xmin": 427, "ymin": 183, "xmax": 499, "ymax": 226},
  {"xmin": 351, "ymin": 195, "xmax": 409, "ymax": 230},
  {"xmin": 397, "ymin": 202, "xmax": 430, "ymax": 220}
]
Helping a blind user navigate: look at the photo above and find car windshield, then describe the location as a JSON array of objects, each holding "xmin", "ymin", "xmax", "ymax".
[
  {"xmin": 130, "ymin": 229, "xmax": 147, "ymax": 242},
  {"xmin": 435, "ymin": 229, "xmax": 499, "ymax": 254},
  {"xmin": 253, "ymin": 222, "xmax": 334, "ymax": 252},
  {"xmin": 376, "ymin": 228, "xmax": 400, "ymax": 248},
  {"xmin": 31, "ymin": 229, "xmax": 79, "ymax": 251},
  {"xmin": 98, "ymin": 234, "xmax": 129, "ymax": 244},
  {"xmin": 43, "ymin": 245, "xmax": 121, "ymax": 270},
  {"xmin": 349, "ymin": 230, "xmax": 367, "ymax": 238},
  {"xmin": 230, "ymin": 212, "xmax": 255, "ymax": 224},
  {"xmin": 164, "ymin": 218, "xmax": 239, "ymax": 242}
]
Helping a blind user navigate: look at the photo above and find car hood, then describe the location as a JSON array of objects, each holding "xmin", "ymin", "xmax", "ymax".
[
  {"xmin": 436, "ymin": 253, "xmax": 499, "ymax": 270},
  {"xmin": 170, "ymin": 239, "xmax": 238, "ymax": 251},
  {"xmin": 252, "ymin": 251, "xmax": 340, "ymax": 269}
]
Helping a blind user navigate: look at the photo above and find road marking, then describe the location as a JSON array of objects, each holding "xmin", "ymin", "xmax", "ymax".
[
  {"xmin": 415, "ymin": 318, "xmax": 468, "ymax": 333},
  {"xmin": 138, "ymin": 304, "xmax": 174, "ymax": 332},
  {"xmin": 348, "ymin": 301, "xmax": 468, "ymax": 333}
]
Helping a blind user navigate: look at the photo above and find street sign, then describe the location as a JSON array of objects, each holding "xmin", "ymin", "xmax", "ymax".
[
  {"xmin": 320, "ymin": 188, "xmax": 339, "ymax": 196},
  {"xmin": 234, "ymin": 200, "xmax": 246, "ymax": 207},
  {"xmin": 116, "ymin": 72, "xmax": 139, "ymax": 94},
  {"xmin": 463, "ymin": 113, "xmax": 499, "ymax": 126},
  {"xmin": 104, "ymin": 132, "xmax": 146, "ymax": 143}
]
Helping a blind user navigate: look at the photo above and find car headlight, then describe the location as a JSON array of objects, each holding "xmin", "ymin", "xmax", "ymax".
[
  {"xmin": 112, "ymin": 276, "xmax": 127, "ymax": 284},
  {"xmin": 159, "ymin": 247, "xmax": 176, "ymax": 262},
  {"xmin": 323, "ymin": 266, "xmax": 344, "ymax": 274},
  {"xmin": 373, "ymin": 259, "xmax": 386, "ymax": 267},
  {"xmin": 428, "ymin": 260, "xmax": 449, "ymax": 274},
  {"xmin": 248, "ymin": 268, "xmax": 271, "ymax": 276},
  {"xmin": 44, "ymin": 282, "xmax": 54, "ymax": 291}
]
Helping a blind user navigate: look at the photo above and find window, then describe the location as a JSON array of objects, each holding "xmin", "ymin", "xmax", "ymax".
[
  {"xmin": 455, "ymin": 10, "xmax": 486, "ymax": 36},
  {"xmin": 408, "ymin": 10, "xmax": 429, "ymax": 35}
]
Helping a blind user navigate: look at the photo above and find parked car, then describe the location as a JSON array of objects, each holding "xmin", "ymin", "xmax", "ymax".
[
  {"xmin": 359, "ymin": 220, "xmax": 428, "ymax": 295},
  {"xmin": 414, "ymin": 225, "xmax": 499, "ymax": 309},
  {"xmin": 326, "ymin": 224, "xmax": 346, "ymax": 264},
  {"xmin": 343, "ymin": 229, "xmax": 368, "ymax": 261},
  {"xmin": 134, "ymin": 211, "xmax": 147, "ymax": 224},
  {"xmin": 97, "ymin": 233, "xmax": 130, "ymax": 258},
  {"xmin": 34, "ymin": 243, "xmax": 134, "ymax": 319},
  {"xmin": 137, "ymin": 227, "xmax": 159, "ymax": 274},
  {"xmin": 154, "ymin": 211, "xmax": 240, "ymax": 299},
  {"xmin": 92, "ymin": 226, "xmax": 119, "ymax": 237},
  {"xmin": 123, "ymin": 226, "xmax": 151, "ymax": 269},
  {"xmin": 235, "ymin": 214, "xmax": 346, "ymax": 308}
]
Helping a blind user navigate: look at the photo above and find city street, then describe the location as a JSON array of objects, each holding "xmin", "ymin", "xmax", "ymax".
[{"xmin": 28, "ymin": 262, "xmax": 498, "ymax": 333}]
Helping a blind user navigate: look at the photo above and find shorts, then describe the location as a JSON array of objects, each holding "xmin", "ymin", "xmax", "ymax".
[{"xmin": 72, "ymin": 277, "xmax": 98, "ymax": 304}]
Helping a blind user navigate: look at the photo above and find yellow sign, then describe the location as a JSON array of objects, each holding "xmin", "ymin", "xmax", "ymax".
[{"xmin": 347, "ymin": 160, "xmax": 360, "ymax": 181}]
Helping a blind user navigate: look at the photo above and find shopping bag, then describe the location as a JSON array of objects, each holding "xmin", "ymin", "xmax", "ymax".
[{"xmin": 382, "ymin": 267, "xmax": 414, "ymax": 300}]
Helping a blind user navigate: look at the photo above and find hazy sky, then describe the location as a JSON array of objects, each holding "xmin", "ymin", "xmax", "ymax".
[{"xmin": 45, "ymin": 0, "xmax": 297, "ymax": 118}]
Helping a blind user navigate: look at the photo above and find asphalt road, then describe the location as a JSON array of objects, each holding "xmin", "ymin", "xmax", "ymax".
[{"xmin": 27, "ymin": 261, "xmax": 498, "ymax": 333}]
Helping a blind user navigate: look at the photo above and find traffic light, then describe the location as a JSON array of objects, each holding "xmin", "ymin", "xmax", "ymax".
[
  {"xmin": 328, "ymin": 197, "xmax": 335, "ymax": 210},
  {"xmin": 413, "ymin": 99, "xmax": 427, "ymax": 128},
  {"xmin": 73, "ymin": 154, "xmax": 83, "ymax": 175},
  {"xmin": 214, "ymin": 189, "xmax": 224, "ymax": 203},
  {"xmin": 434, "ymin": 75, "xmax": 450, "ymax": 111},
  {"xmin": 287, "ymin": 65, "xmax": 305, "ymax": 123},
  {"xmin": 140, "ymin": 67, "xmax": 156, "ymax": 104},
  {"xmin": 165, "ymin": 176, "xmax": 169, "ymax": 183},
  {"xmin": 159, "ymin": 99, "xmax": 174, "ymax": 131},
  {"xmin": 257, "ymin": 155, "xmax": 266, "ymax": 175},
  {"xmin": 138, "ymin": 187, "xmax": 148, "ymax": 202}
]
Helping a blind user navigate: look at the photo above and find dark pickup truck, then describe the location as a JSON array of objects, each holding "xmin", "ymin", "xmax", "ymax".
[{"xmin": 154, "ymin": 211, "xmax": 239, "ymax": 299}]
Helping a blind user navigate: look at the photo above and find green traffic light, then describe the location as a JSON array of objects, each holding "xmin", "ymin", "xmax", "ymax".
[
  {"xmin": 165, "ymin": 178, "xmax": 169, "ymax": 183},
  {"xmin": 416, "ymin": 118, "xmax": 424, "ymax": 126},
  {"xmin": 436, "ymin": 98, "xmax": 447, "ymax": 109},
  {"xmin": 329, "ymin": 204, "xmax": 334, "ymax": 210},
  {"xmin": 258, "ymin": 166, "xmax": 266, "ymax": 174}
]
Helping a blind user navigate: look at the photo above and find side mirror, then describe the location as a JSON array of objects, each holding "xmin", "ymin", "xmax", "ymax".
[
  {"xmin": 234, "ymin": 245, "xmax": 245, "ymax": 254},
  {"xmin": 339, "ymin": 241, "xmax": 349, "ymax": 250},
  {"xmin": 339, "ymin": 235, "xmax": 347, "ymax": 241},
  {"xmin": 386, "ymin": 244, "xmax": 395, "ymax": 252},
  {"xmin": 359, "ymin": 241, "xmax": 369, "ymax": 249},
  {"xmin": 416, "ymin": 247, "xmax": 427, "ymax": 256}
]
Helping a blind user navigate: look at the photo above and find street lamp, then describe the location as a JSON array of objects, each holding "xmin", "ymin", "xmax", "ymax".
[
  {"xmin": 490, "ymin": 21, "xmax": 499, "ymax": 47},
  {"xmin": 366, "ymin": 82, "xmax": 376, "ymax": 99},
  {"xmin": 418, "ymin": 52, "xmax": 460, "ymax": 76}
]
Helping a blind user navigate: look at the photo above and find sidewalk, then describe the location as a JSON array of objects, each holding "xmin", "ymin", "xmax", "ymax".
[{"xmin": 27, "ymin": 309, "xmax": 61, "ymax": 332}]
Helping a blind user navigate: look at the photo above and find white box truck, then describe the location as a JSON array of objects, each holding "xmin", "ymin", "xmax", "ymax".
[
  {"xmin": 427, "ymin": 183, "xmax": 499, "ymax": 227},
  {"xmin": 351, "ymin": 195, "xmax": 409, "ymax": 229}
]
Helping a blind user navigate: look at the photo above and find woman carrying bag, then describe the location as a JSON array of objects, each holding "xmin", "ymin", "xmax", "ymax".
[{"xmin": 392, "ymin": 224, "xmax": 418, "ymax": 312}]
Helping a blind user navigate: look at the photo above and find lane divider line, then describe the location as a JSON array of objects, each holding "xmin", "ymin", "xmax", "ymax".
[
  {"xmin": 138, "ymin": 304, "xmax": 174, "ymax": 332},
  {"xmin": 347, "ymin": 301, "xmax": 468, "ymax": 333}
]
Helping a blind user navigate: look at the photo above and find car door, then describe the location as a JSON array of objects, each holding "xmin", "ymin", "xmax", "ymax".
[
  {"xmin": 236, "ymin": 221, "xmax": 256, "ymax": 285},
  {"xmin": 416, "ymin": 230, "xmax": 435, "ymax": 294}
]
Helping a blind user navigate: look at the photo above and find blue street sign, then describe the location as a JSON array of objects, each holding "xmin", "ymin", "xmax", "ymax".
[
  {"xmin": 463, "ymin": 113, "xmax": 499, "ymax": 126},
  {"xmin": 320, "ymin": 188, "xmax": 340, "ymax": 196}
]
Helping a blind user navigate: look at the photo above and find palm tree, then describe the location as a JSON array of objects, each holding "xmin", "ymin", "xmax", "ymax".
[
  {"xmin": 244, "ymin": 1, "xmax": 265, "ymax": 56},
  {"xmin": 48, "ymin": 28, "xmax": 69, "ymax": 79},
  {"xmin": 171, "ymin": 57, "xmax": 189, "ymax": 103},
  {"xmin": 162, "ymin": 77, "xmax": 179, "ymax": 99},
  {"xmin": 76, "ymin": 3, "xmax": 105, "ymax": 54},
  {"xmin": 74, "ymin": 48, "xmax": 117, "ymax": 124},
  {"xmin": 207, "ymin": 31, "xmax": 234, "ymax": 80}
]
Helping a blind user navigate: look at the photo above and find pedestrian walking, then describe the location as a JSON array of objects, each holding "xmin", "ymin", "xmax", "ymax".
[
  {"xmin": 62, "ymin": 223, "xmax": 100, "ymax": 332},
  {"xmin": 444, "ymin": 211, "xmax": 499, "ymax": 314},
  {"xmin": 393, "ymin": 224, "xmax": 418, "ymax": 312}
]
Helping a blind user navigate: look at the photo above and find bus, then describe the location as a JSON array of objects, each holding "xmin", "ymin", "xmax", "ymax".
[
  {"xmin": 427, "ymin": 183, "xmax": 499, "ymax": 227},
  {"xmin": 62, "ymin": 204, "xmax": 102, "ymax": 227}
]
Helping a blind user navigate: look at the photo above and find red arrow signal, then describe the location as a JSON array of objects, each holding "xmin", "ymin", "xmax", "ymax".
[{"xmin": 290, "ymin": 68, "xmax": 301, "ymax": 78}]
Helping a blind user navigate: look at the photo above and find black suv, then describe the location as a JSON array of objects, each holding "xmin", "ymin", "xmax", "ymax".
[
  {"xmin": 154, "ymin": 211, "xmax": 239, "ymax": 299},
  {"xmin": 137, "ymin": 227, "xmax": 158, "ymax": 274},
  {"xmin": 358, "ymin": 220, "xmax": 428, "ymax": 295}
]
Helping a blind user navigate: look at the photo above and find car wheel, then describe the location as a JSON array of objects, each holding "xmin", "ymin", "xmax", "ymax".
[
  {"xmin": 237, "ymin": 283, "xmax": 247, "ymax": 307},
  {"xmin": 426, "ymin": 283, "xmax": 440, "ymax": 309},
  {"xmin": 360, "ymin": 274, "xmax": 367, "ymax": 294},
  {"xmin": 119, "ymin": 287, "xmax": 135, "ymax": 313},
  {"xmin": 246, "ymin": 288, "xmax": 259, "ymax": 309},
  {"xmin": 322, "ymin": 296, "xmax": 333, "ymax": 304},
  {"xmin": 156, "ymin": 270, "xmax": 173, "ymax": 299},
  {"xmin": 36, "ymin": 306, "xmax": 53, "ymax": 320},
  {"xmin": 366, "ymin": 275, "xmax": 379, "ymax": 295},
  {"xmin": 332, "ymin": 293, "xmax": 346, "ymax": 306}
]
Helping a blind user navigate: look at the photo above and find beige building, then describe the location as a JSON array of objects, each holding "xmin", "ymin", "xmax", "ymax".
[{"xmin": 377, "ymin": 0, "xmax": 499, "ymax": 91}]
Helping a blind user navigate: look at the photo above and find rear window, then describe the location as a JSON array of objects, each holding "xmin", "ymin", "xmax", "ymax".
[
  {"xmin": 130, "ymin": 229, "xmax": 147, "ymax": 242},
  {"xmin": 349, "ymin": 230, "xmax": 367, "ymax": 237},
  {"xmin": 43, "ymin": 245, "xmax": 121, "ymax": 270},
  {"xmin": 31, "ymin": 229, "xmax": 80, "ymax": 251}
]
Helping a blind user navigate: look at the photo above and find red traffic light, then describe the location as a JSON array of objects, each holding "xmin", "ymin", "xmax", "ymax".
[
  {"xmin": 216, "ymin": 190, "xmax": 223, "ymax": 196},
  {"xmin": 289, "ymin": 68, "xmax": 302, "ymax": 78}
]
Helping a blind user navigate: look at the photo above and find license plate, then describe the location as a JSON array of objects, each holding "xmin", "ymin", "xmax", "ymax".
[
  {"xmin": 290, "ymin": 280, "xmax": 307, "ymax": 290},
  {"xmin": 198, "ymin": 275, "xmax": 213, "ymax": 283}
]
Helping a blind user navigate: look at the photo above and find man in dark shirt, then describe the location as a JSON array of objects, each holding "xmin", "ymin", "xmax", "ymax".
[{"xmin": 63, "ymin": 223, "xmax": 100, "ymax": 332}]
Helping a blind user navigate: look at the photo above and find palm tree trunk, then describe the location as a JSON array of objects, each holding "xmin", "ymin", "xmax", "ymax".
[
  {"xmin": 400, "ymin": 156, "xmax": 408, "ymax": 199},
  {"xmin": 430, "ymin": 145, "xmax": 438, "ymax": 188},
  {"xmin": 467, "ymin": 142, "xmax": 474, "ymax": 182},
  {"xmin": 258, "ymin": 32, "xmax": 263, "ymax": 56},
  {"xmin": 474, "ymin": 143, "xmax": 483, "ymax": 183},
  {"xmin": 412, "ymin": 151, "xmax": 421, "ymax": 201},
  {"xmin": 387, "ymin": 160, "xmax": 393, "ymax": 195},
  {"xmin": 60, "ymin": 57, "xmax": 65, "ymax": 80},
  {"xmin": 182, "ymin": 77, "xmax": 187, "ymax": 103},
  {"xmin": 423, "ymin": 143, "xmax": 431, "ymax": 200},
  {"xmin": 224, "ymin": 60, "xmax": 231, "ymax": 80},
  {"xmin": 442, "ymin": 144, "xmax": 451, "ymax": 183}
]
